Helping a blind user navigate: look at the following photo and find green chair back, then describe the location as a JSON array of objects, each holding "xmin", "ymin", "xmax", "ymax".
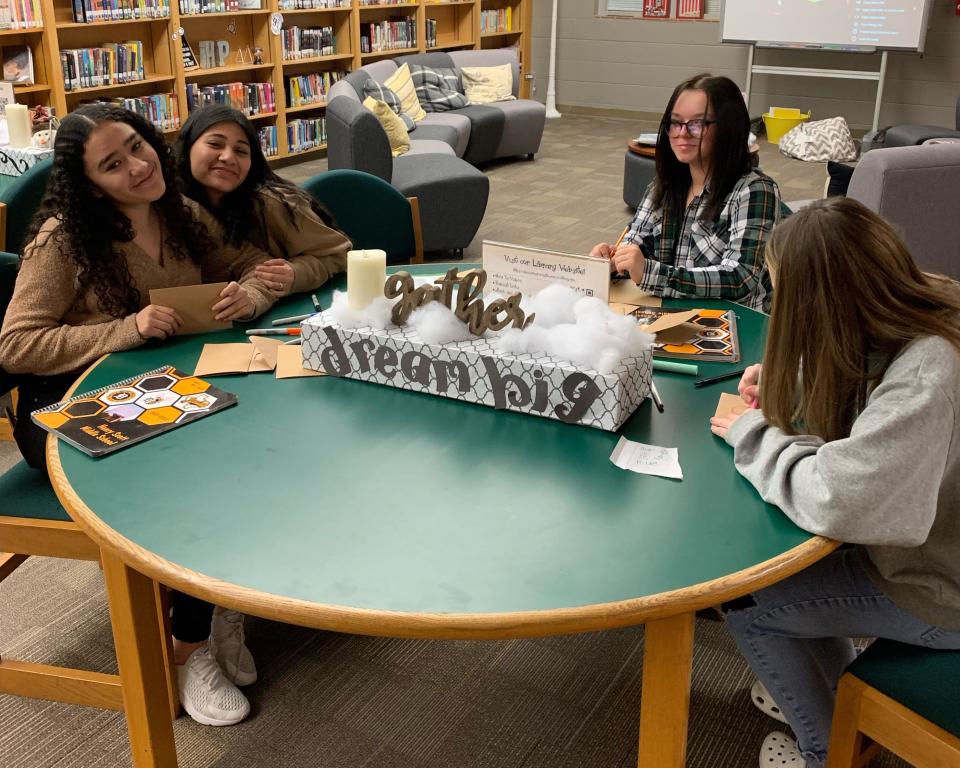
[
  {"xmin": 0, "ymin": 460, "xmax": 71, "ymax": 522},
  {"xmin": 0, "ymin": 157, "xmax": 52, "ymax": 253},
  {"xmin": 847, "ymin": 639, "xmax": 960, "ymax": 736},
  {"xmin": 301, "ymin": 169, "xmax": 421, "ymax": 265}
]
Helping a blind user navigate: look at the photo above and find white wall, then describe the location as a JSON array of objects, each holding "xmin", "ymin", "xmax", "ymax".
[{"xmin": 529, "ymin": 0, "xmax": 960, "ymax": 129}]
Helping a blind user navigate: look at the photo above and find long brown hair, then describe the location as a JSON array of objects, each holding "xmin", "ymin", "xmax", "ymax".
[
  {"xmin": 761, "ymin": 197, "xmax": 960, "ymax": 442},
  {"xmin": 651, "ymin": 73, "xmax": 752, "ymax": 224}
]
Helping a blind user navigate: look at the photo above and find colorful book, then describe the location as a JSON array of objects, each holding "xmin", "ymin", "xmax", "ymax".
[
  {"xmin": 631, "ymin": 307, "xmax": 741, "ymax": 363},
  {"xmin": 32, "ymin": 366, "xmax": 237, "ymax": 457}
]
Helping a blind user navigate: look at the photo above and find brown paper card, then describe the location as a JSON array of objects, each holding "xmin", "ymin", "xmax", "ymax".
[
  {"xmin": 715, "ymin": 392, "xmax": 750, "ymax": 420},
  {"xmin": 640, "ymin": 309, "xmax": 700, "ymax": 335},
  {"xmin": 276, "ymin": 345, "xmax": 326, "ymax": 379},
  {"xmin": 609, "ymin": 302, "xmax": 638, "ymax": 316},
  {"xmin": 609, "ymin": 280, "xmax": 661, "ymax": 307},
  {"xmin": 249, "ymin": 336, "xmax": 283, "ymax": 370},
  {"xmin": 149, "ymin": 283, "xmax": 231, "ymax": 335},
  {"xmin": 194, "ymin": 343, "xmax": 255, "ymax": 376}
]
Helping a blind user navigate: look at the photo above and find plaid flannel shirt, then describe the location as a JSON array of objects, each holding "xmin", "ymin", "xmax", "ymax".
[{"xmin": 624, "ymin": 171, "xmax": 780, "ymax": 311}]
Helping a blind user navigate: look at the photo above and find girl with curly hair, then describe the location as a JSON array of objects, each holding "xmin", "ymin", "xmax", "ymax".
[
  {"xmin": 175, "ymin": 105, "xmax": 351, "ymax": 298},
  {"xmin": 710, "ymin": 198, "xmax": 960, "ymax": 767},
  {"xmin": 0, "ymin": 103, "xmax": 277, "ymax": 728}
]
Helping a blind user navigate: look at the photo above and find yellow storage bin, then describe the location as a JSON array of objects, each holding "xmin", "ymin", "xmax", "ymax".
[{"xmin": 762, "ymin": 107, "xmax": 811, "ymax": 144}]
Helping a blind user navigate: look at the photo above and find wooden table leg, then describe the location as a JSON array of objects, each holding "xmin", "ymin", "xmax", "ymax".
[
  {"xmin": 101, "ymin": 551, "xmax": 179, "ymax": 768},
  {"xmin": 637, "ymin": 611, "xmax": 695, "ymax": 768}
]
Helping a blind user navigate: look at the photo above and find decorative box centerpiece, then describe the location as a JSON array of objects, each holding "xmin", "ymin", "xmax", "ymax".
[{"xmin": 300, "ymin": 255, "xmax": 653, "ymax": 432}]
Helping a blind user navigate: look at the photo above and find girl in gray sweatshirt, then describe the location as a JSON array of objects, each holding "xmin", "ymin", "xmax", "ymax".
[{"xmin": 709, "ymin": 197, "xmax": 960, "ymax": 768}]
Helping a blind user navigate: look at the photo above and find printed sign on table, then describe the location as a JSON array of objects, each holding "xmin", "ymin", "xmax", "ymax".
[{"xmin": 481, "ymin": 241, "xmax": 610, "ymax": 303}]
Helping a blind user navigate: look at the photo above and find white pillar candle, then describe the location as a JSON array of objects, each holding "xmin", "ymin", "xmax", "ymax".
[
  {"xmin": 347, "ymin": 249, "xmax": 387, "ymax": 311},
  {"xmin": 6, "ymin": 104, "xmax": 31, "ymax": 149}
]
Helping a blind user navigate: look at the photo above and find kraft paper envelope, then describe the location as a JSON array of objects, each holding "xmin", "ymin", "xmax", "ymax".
[
  {"xmin": 639, "ymin": 309, "xmax": 700, "ymax": 336},
  {"xmin": 276, "ymin": 344, "xmax": 326, "ymax": 379},
  {"xmin": 609, "ymin": 280, "xmax": 662, "ymax": 307},
  {"xmin": 715, "ymin": 392, "xmax": 750, "ymax": 420},
  {"xmin": 149, "ymin": 282, "xmax": 231, "ymax": 335},
  {"xmin": 194, "ymin": 343, "xmax": 256, "ymax": 376},
  {"xmin": 249, "ymin": 336, "xmax": 283, "ymax": 369}
]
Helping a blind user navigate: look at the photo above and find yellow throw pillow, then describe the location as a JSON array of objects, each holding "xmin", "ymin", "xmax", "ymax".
[
  {"xmin": 363, "ymin": 96, "xmax": 410, "ymax": 157},
  {"xmin": 383, "ymin": 63, "xmax": 427, "ymax": 123},
  {"xmin": 460, "ymin": 64, "xmax": 516, "ymax": 105}
]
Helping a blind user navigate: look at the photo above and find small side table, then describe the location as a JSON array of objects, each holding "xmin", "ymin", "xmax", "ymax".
[{"xmin": 0, "ymin": 145, "xmax": 53, "ymax": 196}]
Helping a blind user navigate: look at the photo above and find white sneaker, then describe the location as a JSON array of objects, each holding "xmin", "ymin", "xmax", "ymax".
[
  {"xmin": 177, "ymin": 646, "xmax": 250, "ymax": 727},
  {"xmin": 209, "ymin": 607, "xmax": 257, "ymax": 686},
  {"xmin": 759, "ymin": 731, "xmax": 809, "ymax": 767},
  {"xmin": 751, "ymin": 679, "xmax": 788, "ymax": 724}
]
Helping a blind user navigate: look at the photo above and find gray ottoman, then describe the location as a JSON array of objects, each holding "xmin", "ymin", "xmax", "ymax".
[
  {"xmin": 392, "ymin": 153, "xmax": 490, "ymax": 254},
  {"xmin": 623, "ymin": 151, "xmax": 655, "ymax": 209},
  {"xmin": 883, "ymin": 124, "xmax": 960, "ymax": 148}
]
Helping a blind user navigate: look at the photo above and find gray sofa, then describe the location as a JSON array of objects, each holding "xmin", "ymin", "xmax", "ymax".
[{"xmin": 326, "ymin": 48, "xmax": 546, "ymax": 253}]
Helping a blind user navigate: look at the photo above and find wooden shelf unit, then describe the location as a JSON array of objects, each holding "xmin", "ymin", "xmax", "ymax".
[{"xmin": 23, "ymin": 0, "xmax": 531, "ymax": 162}]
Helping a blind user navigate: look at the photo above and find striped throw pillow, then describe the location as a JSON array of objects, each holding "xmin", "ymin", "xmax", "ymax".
[
  {"xmin": 383, "ymin": 63, "xmax": 426, "ymax": 123},
  {"xmin": 361, "ymin": 80, "xmax": 416, "ymax": 131},
  {"xmin": 408, "ymin": 64, "xmax": 469, "ymax": 113}
]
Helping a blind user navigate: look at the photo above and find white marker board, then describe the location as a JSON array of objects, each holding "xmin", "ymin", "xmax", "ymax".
[{"xmin": 721, "ymin": 0, "xmax": 933, "ymax": 53}]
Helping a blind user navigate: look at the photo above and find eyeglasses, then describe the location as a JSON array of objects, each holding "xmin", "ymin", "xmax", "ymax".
[{"xmin": 665, "ymin": 119, "xmax": 716, "ymax": 138}]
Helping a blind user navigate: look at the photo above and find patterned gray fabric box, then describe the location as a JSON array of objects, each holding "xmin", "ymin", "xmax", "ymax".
[{"xmin": 301, "ymin": 312, "xmax": 652, "ymax": 431}]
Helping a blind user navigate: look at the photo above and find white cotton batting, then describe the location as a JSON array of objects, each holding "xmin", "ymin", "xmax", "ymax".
[
  {"xmin": 496, "ymin": 288, "xmax": 653, "ymax": 374},
  {"xmin": 328, "ymin": 290, "xmax": 394, "ymax": 330},
  {"xmin": 407, "ymin": 302, "xmax": 475, "ymax": 344}
]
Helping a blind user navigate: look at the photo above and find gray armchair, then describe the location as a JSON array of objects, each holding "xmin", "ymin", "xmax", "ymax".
[
  {"xmin": 879, "ymin": 96, "xmax": 960, "ymax": 148},
  {"xmin": 847, "ymin": 142, "xmax": 960, "ymax": 279},
  {"xmin": 326, "ymin": 95, "xmax": 489, "ymax": 255}
]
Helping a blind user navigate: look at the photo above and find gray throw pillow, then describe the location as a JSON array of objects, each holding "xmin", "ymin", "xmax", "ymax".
[
  {"xmin": 408, "ymin": 64, "xmax": 468, "ymax": 113},
  {"xmin": 361, "ymin": 80, "xmax": 416, "ymax": 131}
]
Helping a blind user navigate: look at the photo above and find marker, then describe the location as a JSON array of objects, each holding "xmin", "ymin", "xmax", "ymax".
[
  {"xmin": 652, "ymin": 360, "xmax": 699, "ymax": 376},
  {"xmin": 246, "ymin": 328, "xmax": 301, "ymax": 336},
  {"xmin": 311, "ymin": 294, "xmax": 322, "ymax": 311},
  {"xmin": 284, "ymin": 338, "xmax": 302, "ymax": 345},
  {"xmin": 693, "ymin": 369, "xmax": 746, "ymax": 388},
  {"xmin": 649, "ymin": 380, "xmax": 665, "ymax": 413},
  {"xmin": 271, "ymin": 313, "xmax": 314, "ymax": 326}
]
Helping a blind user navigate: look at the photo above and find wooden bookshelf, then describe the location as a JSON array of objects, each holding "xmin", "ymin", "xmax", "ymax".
[{"xmin": 23, "ymin": 0, "xmax": 532, "ymax": 162}]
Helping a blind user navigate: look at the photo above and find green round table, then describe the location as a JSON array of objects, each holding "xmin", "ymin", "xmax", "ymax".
[{"xmin": 48, "ymin": 266, "xmax": 836, "ymax": 768}]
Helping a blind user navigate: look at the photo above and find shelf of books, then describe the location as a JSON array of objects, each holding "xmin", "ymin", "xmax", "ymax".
[{"xmin": 15, "ymin": 0, "xmax": 531, "ymax": 161}]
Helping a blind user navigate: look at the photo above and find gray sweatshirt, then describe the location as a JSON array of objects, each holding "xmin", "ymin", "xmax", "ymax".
[{"xmin": 725, "ymin": 335, "xmax": 960, "ymax": 631}]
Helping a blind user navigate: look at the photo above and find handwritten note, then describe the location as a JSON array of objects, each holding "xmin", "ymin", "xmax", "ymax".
[{"xmin": 609, "ymin": 437, "xmax": 683, "ymax": 480}]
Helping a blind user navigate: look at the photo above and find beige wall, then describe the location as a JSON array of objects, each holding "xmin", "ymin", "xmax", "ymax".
[{"xmin": 529, "ymin": 0, "xmax": 960, "ymax": 129}]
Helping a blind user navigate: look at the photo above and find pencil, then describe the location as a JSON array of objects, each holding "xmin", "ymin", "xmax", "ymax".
[
  {"xmin": 311, "ymin": 294, "xmax": 322, "ymax": 311},
  {"xmin": 611, "ymin": 226, "xmax": 629, "ymax": 254},
  {"xmin": 246, "ymin": 328, "xmax": 301, "ymax": 336},
  {"xmin": 649, "ymin": 380, "xmax": 665, "ymax": 413}
]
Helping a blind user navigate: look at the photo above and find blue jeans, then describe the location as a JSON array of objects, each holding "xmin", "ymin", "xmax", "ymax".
[{"xmin": 723, "ymin": 546, "xmax": 960, "ymax": 767}]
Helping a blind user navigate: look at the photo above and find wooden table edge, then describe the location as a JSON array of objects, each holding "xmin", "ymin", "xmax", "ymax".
[{"xmin": 48, "ymin": 357, "xmax": 840, "ymax": 641}]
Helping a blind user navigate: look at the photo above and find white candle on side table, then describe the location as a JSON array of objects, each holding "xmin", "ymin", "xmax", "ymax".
[
  {"xmin": 6, "ymin": 104, "xmax": 31, "ymax": 148},
  {"xmin": 347, "ymin": 249, "xmax": 387, "ymax": 310}
]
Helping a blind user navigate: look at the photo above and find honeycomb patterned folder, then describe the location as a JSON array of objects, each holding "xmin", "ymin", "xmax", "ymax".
[
  {"xmin": 31, "ymin": 366, "xmax": 237, "ymax": 457},
  {"xmin": 630, "ymin": 308, "xmax": 741, "ymax": 364}
]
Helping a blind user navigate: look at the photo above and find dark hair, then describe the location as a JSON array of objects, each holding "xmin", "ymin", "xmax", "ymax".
[
  {"xmin": 651, "ymin": 73, "xmax": 752, "ymax": 224},
  {"xmin": 24, "ymin": 103, "xmax": 210, "ymax": 317},
  {"xmin": 762, "ymin": 197, "xmax": 960, "ymax": 442},
  {"xmin": 174, "ymin": 105, "xmax": 338, "ymax": 248}
]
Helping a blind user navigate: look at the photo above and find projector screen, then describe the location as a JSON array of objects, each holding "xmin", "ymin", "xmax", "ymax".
[{"xmin": 721, "ymin": 0, "xmax": 932, "ymax": 52}]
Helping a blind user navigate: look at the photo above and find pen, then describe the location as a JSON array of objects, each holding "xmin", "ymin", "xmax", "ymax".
[
  {"xmin": 284, "ymin": 338, "xmax": 302, "ymax": 345},
  {"xmin": 246, "ymin": 328, "xmax": 301, "ymax": 336},
  {"xmin": 609, "ymin": 226, "xmax": 630, "ymax": 279},
  {"xmin": 693, "ymin": 369, "xmax": 746, "ymax": 388},
  {"xmin": 271, "ymin": 313, "xmax": 314, "ymax": 326},
  {"xmin": 649, "ymin": 380, "xmax": 665, "ymax": 413},
  {"xmin": 311, "ymin": 294, "xmax": 322, "ymax": 311}
]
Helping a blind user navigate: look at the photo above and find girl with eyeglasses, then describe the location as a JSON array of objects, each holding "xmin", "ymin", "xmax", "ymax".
[
  {"xmin": 711, "ymin": 198, "xmax": 960, "ymax": 767},
  {"xmin": 591, "ymin": 73, "xmax": 781, "ymax": 311}
]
